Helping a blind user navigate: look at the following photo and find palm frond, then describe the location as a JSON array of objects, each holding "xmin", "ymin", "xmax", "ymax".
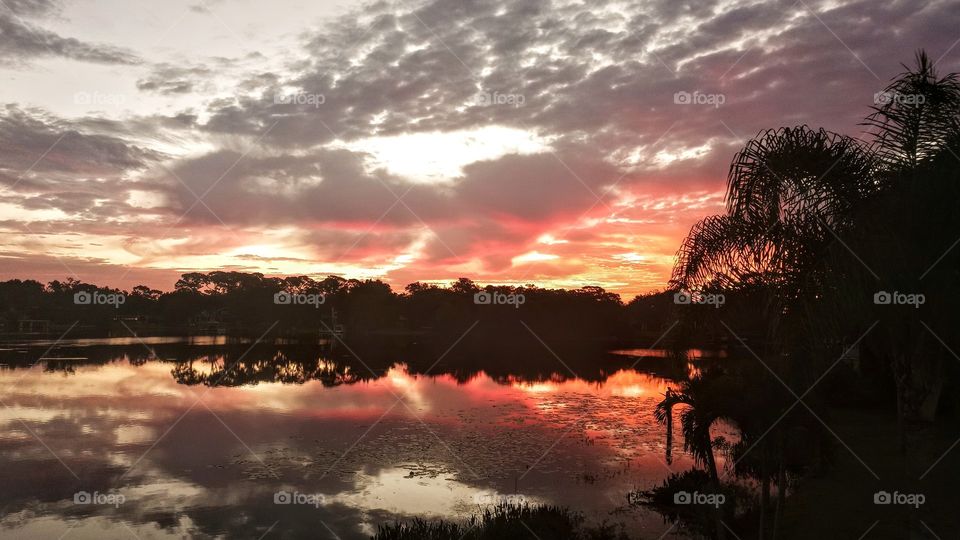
[{"xmin": 863, "ymin": 50, "xmax": 960, "ymax": 171}]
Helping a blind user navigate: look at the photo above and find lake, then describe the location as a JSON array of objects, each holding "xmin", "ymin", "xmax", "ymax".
[{"xmin": 0, "ymin": 336, "xmax": 716, "ymax": 539}]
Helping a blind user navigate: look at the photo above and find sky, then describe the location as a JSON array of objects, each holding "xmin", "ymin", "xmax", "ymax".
[{"xmin": 0, "ymin": 0, "xmax": 958, "ymax": 299}]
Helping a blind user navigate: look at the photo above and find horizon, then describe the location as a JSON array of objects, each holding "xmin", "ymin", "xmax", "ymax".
[
  {"xmin": 0, "ymin": 271, "xmax": 674, "ymax": 299},
  {"xmin": 2, "ymin": 1, "xmax": 958, "ymax": 298}
]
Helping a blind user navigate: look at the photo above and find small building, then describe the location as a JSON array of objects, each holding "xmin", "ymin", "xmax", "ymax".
[{"xmin": 190, "ymin": 309, "xmax": 231, "ymax": 334}]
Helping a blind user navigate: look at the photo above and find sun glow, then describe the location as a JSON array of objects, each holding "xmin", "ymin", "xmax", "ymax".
[
  {"xmin": 339, "ymin": 126, "xmax": 554, "ymax": 182},
  {"xmin": 512, "ymin": 251, "xmax": 559, "ymax": 265}
]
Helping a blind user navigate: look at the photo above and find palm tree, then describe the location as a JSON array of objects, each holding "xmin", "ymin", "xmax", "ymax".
[
  {"xmin": 656, "ymin": 387, "xmax": 720, "ymax": 482},
  {"xmin": 672, "ymin": 125, "xmax": 875, "ymax": 295},
  {"xmin": 666, "ymin": 49, "xmax": 960, "ymax": 537},
  {"xmin": 673, "ymin": 51, "xmax": 960, "ymax": 425},
  {"xmin": 655, "ymin": 371, "xmax": 743, "ymax": 540},
  {"xmin": 863, "ymin": 50, "xmax": 960, "ymax": 172},
  {"xmin": 815, "ymin": 51, "xmax": 960, "ymax": 428}
]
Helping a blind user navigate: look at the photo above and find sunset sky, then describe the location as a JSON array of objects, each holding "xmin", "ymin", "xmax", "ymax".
[{"xmin": 1, "ymin": 0, "xmax": 958, "ymax": 298}]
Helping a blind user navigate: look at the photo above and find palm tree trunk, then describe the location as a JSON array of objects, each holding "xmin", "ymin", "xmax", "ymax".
[
  {"xmin": 665, "ymin": 405, "xmax": 674, "ymax": 465},
  {"xmin": 704, "ymin": 431, "xmax": 726, "ymax": 540},
  {"xmin": 704, "ymin": 431, "xmax": 719, "ymax": 484},
  {"xmin": 773, "ymin": 435, "xmax": 786, "ymax": 540},
  {"xmin": 760, "ymin": 441, "xmax": 770, "ymax": 540}
]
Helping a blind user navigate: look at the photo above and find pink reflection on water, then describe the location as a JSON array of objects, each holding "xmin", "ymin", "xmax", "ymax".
[{"xmin": 0, "ymin": 356, "xmax": 697, "ymax": 539}]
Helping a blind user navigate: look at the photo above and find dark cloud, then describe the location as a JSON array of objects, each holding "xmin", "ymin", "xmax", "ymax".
[
  {"xmin": 161, "ymin": 148, "xmax": 451, "ymax": 227},
  {"xmin": 188, "ymin": 0, "xmax": 227, "ymax": 15},
  {"xmin": 159, "ymin": 141, "xmax": 622, "ymax": 246},
  {"xmin": 456, "ymin": 149, "xmax": 618, "ymax": 222},
  {"xmin": 0, "ymin": 106, "xmax": 163, "ymax": 181},
  {"xmin": 2, "ymin": 0, "xmax": 61, "ymax": 17},
  {"xmin": 0, "ymin": 106, "xmax": 168, "ymax": 227},
  {"xmin": 0, "ymin": 0, "xmax": 139, "ymax": 65},
  {"xmin": 136, "ymin": 63, "xmax": 215, "ymax": 95}
]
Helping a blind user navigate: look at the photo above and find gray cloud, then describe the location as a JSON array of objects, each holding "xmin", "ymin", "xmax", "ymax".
[
  {"xmin": 0, "ymin": 106, "xmax": 169, "ymax": 227},
  {"xmin": 191, "ymin": 0, "xmax": 960, "ymax": 155},
  {"xmin": 0, "ymin": 0, "xmax": 139, "ymax": 65},
  {"xmin": 136, "ymin": 63, "xmax": 216, "ymax": 95},
  {"xmin": 0, "ymin": 106, "xmax": 162, "ymax": 180}
]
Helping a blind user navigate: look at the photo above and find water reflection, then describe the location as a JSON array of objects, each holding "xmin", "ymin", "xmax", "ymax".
[{"xmin": 0, "ymin": 338, "xmax": 709, "ymax": 539}]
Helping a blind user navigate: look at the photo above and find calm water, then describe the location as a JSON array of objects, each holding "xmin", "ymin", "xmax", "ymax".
[{"xmin": 0, "ymin": 337, "xmax": 714, "ymax": 539}]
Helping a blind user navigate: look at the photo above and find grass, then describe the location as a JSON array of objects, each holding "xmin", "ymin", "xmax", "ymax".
[
  {"xmin": 628, "ymin": 468, "xmax": 744, "ymax": 539},
  {"xmin": 372, "ymin": 502, "xmax": 628, "ymax": 540}
]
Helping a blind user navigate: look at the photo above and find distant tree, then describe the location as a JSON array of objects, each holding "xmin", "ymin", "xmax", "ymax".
[
  {"xmin": 132, "ymin": 285, "xmax": 162, "ymax": 300},
  {"xmin": 450, "ymin": 277, "xmax": 480, "ymax": 295}
]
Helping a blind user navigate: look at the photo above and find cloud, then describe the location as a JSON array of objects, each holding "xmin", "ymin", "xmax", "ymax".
[
  {"xmin": 160, "ymin": 148, "xmax": 450, "ymax": 227},
  {"xmin": 2, "ymin": 0, "xmax": 62, "ymax": 17},
  {"xmin": 0, "ymin": 1, "xmax": 139, "ymax": 65},
  {"xmin": 136, "ymin": 62, "xmax": 227, "ymax": 95},
  {"xmin": 0, "ymin": 106, "xmax": 162, "ymax": 182}
]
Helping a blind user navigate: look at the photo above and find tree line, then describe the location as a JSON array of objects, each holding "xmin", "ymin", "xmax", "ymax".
[{"xmin": 0, "ymin": 273, "xmax": 664, "ymax": 344}]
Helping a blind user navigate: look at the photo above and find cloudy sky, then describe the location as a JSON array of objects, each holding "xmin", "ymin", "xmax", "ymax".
[{"xmin": 1, "ymin": 0, "xmax": 958, "ymax": 297}]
